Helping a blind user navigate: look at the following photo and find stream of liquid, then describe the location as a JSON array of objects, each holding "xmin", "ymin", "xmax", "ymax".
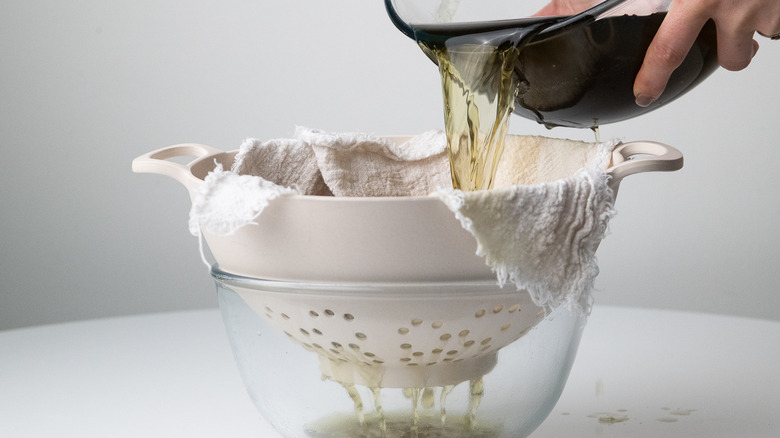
[
  {"xmin": 307, "ymin": 378, "xmax": 496, "ymax": 438},
  {"xmin": 412, "ymin": 13, "xmax": 718, "ymax": 190}
]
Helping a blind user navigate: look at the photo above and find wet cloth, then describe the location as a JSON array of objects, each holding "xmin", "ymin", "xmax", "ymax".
[{"xmin": 189, "ymin": 127, "xmax": 617, "ymax": 312}]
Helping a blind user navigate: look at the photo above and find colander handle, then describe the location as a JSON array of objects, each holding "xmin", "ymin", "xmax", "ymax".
[
  {"xmin": 607, "ymin": 141, "xmax": 683, "ymax": 190},
  {"xmin": 132, "ymin": 143, "xmax": 222, "ymax": 192}
]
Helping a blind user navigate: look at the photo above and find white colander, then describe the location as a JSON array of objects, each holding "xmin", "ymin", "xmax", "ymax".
[
  {"xmin": 215, "ymin": 269, "xmax": 547, "ymax": 388},
  {"xmin": 134, "ymin": 136, "xmax": 682, "ymax": 389},
  {"xmin": 131, "ymin": 137, "xmax": 682, "ymax": 283}
]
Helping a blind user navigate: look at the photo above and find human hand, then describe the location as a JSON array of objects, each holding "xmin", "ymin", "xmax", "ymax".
[
  {"xmin": 536, "ymin": 0, "xmax": 780, "ymax": 108},
  {"xmin": 634, "ymin": 0, "xmax": 780, "ymax": 107}
]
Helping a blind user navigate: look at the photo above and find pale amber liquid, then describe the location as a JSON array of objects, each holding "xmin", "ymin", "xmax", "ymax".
[
  {"xmin": 415, "ymin": 13, "xmax": 717, "ymax": 191},
  {"xmin": 306, "ymin": 379, "xmax": 491, "ymax": 438},
  {"xmin": 428, "ymin": 43, "xmax": 521, "ymax": 191}
]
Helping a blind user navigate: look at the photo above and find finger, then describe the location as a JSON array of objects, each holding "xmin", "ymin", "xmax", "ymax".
[
  {"xmin": 715, "ymin": 27, "xmax": 758, "ymax": 71},
  {"xmin": 634, "ymin": 10, "xmax": 709, "ymax": 107},
  {"xmin": 534, "ymin": 0, "xmax": 597, "ymax": 16}
]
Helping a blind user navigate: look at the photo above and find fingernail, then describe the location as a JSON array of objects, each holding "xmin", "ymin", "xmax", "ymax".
[{"xmin": 635, "ymin": 94, "xmax": 656, "ymax": 108}]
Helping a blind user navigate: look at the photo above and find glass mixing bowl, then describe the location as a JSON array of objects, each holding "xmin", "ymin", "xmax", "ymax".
[{"xmin": 214, "ymin": 266, "xmax": 586, "ymax": 438}]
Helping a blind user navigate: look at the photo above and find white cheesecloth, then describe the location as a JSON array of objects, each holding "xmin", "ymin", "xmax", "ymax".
[{"xmin": 189, "ymin": 127, "xmax": 617, "ymax": 313}]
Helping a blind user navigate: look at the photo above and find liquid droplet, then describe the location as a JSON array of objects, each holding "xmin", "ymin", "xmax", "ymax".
[
  {"xmin": 440, "ymin": 384, "xmax": 455, "ymax": 426},
  {"xmin": 342, "ymin": 383, "xmax": 364, "ymax": 426},
  {"xmin": 421, "ymin": 387, "xmax": 435, "ymax": 409},
  {"xmin": 370, "ymin": 387, "xmax": 386, "ymax": 434},
  {"xmin": 466, "ymin": 378, "xmax": 484, "ymax": 429}
]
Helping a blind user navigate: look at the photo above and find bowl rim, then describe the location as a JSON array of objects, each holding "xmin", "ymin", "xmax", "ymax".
[{"xmin": 210, "ymin": 265, "xmax": 521, "ymax": 298}]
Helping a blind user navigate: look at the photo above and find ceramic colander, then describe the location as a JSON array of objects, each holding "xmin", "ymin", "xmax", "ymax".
[
  {"xmin": 133, "ymin": 136, "xmax": 682, "ymax": 390},
  {"xmin": 214, "ymin": 268, "xmax": 546, "ymax": 388},
  {"xmin": 131, "ymin": 136, "xmax": 682, "ymax": 283}
]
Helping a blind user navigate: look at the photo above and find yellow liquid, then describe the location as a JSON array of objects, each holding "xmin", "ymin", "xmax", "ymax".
[
  {"xmin": 424, "ymin": 43, "xmax": 520, "ymax": 191},
  {"xmin": 413, "ymin": 13, "xmax": 718, "ymax": 191},
  {"xmin": 306, "ymin": 412, "xmax": 502, "ymax": 438},
  {"xmin": 312, "ymin": 379, "xmax": 491, "ymax": 438}
]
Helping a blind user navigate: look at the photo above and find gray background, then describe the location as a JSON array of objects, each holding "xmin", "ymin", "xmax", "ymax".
[{"xmin": 2, "ymin": 0, "xmax": 779, "ymax": 331}]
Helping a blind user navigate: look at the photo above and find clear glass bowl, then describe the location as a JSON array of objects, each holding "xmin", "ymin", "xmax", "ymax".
[{"xmin": 214, "ymin": 266, "xmax": 586, "ymax": 438}]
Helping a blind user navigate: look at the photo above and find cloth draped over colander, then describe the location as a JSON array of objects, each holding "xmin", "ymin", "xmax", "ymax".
[{"xmin": 189, "ymin": 127, "xmax": 617, "ymax": 313}]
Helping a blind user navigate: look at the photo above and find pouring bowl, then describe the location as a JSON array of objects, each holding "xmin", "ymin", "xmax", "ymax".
[{"xmin": 386, "ymin": 0, "xmax": 719, "ymax": 128}]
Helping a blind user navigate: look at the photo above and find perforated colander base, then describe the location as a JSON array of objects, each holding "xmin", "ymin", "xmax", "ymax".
[{"xmin": 230, "ymin": 280, "xmax": 546, "ymax": 388}]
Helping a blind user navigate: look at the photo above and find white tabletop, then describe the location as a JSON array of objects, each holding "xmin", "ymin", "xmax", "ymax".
[{"xmin": 1, "ymin": 306, "xmax": 778, "ymax": 438}]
